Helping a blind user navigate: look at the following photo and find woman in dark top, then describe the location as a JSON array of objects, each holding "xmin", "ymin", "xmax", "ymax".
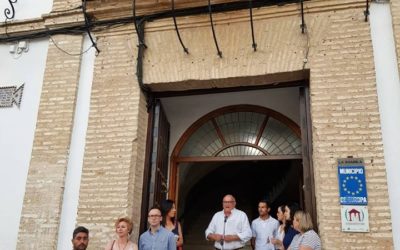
[
  {"xmin": 272, "ymin": 203, "xmax": 300, "ymax": 249},
  {"xmin": 161, "ymin": 200, "xmax": 184, "ymax": 250}
]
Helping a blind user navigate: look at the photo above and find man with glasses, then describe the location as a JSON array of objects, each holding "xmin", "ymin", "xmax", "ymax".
[
  {"xmin": 139, "ymin": 206, "xmax": 176, "ymax": 250},
  {"xmin": 205, "ymin": 194, "xmax": 252, "ymax": 250}
]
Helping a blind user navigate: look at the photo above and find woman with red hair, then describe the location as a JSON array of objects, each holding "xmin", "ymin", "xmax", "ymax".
[{"xmin": 105, "ymin": 217, "xmax": 138, "ymax": 250}]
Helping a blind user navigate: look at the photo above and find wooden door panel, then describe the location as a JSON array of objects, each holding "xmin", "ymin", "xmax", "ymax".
[{"xmin": 140, "ymin": 100, "xmax": 170, "ymax": 233}]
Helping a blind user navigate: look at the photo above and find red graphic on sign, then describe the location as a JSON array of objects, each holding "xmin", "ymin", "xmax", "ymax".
[{"xmin": 348, "ymin": 209, "xmax": 361, "ymax": 221}]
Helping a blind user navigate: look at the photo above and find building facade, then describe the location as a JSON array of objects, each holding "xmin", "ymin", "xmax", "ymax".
[{"xmin": 1, "ymin": 0, "xmax": 399, "ymax": 249}]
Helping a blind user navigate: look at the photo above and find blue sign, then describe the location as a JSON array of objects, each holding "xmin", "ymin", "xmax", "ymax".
[{"xmin": 338, "ymin": 164, "xmax": 368, "ymax": 205}]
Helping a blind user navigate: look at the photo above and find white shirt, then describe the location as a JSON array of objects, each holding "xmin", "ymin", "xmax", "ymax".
[
  {"xmin": 251, "ymin": 216, "xmax": 280, "ymax": 250},
  {"xmin": 205, "ymin": 208, "xmax": 252, "ymax": 250},
  {"xmin": 277, "ymin": 225, "xmax": 285, "ymax": 241}
]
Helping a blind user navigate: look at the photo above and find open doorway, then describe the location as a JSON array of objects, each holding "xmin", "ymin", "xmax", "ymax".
[
  {"xmin": 141, "ymin": 86, "xmax": 316, "ymax": 243},
  {"xmin": 177, "ymin": 160, "xmax": 302, "ymax": 249},
  {"xmin": 164, "ymin": 101, "xmax": 315, "ymax": 248}
]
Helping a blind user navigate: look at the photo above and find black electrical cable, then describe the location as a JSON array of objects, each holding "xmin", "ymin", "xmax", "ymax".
[
  {"xmin": 133, "ymin": 0, "xmax": 147, "ymax": 48},
  {"xmin": 172, "ymin": 0, "xmax": 189, "ymax": 54},
  {"xmin": 0, "ymin": 17, "xmax": 135, "ymax": 43},
  {"xmin": 83, "ymin": 0, "xmax": 100, "ymax": 54},
  {"xmin": 135, "ymin": 18, "xmax": 152, "ymax": 110},
  {"xmin": 1, "ymin": 0, "xmax": 301, "ymax": 44},
  {"xmin": 208, "ymin": 0, "xmax": 222, "ymax": 58},
  {"xmin": 364, "ymin": 0, "xmax": 369, "ymax": 22},
  {"xmin": 300, "ymin": 0, "xmax": 305, "ymax": 34},
  {"xmin": 50, "ymin": 35, "xmax": 93, "ymax": 56},
  {"xmin": 249, "ymin": 0, "xmax": 257, "ymax": 51}
]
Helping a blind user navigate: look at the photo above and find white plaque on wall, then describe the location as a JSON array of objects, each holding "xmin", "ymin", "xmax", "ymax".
[{"xmin": 341, "ymin": 205, "xmax": 369, "ymax": 232}]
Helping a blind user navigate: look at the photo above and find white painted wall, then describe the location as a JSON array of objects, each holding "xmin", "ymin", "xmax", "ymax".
[
  {"xmin": 370, "ymin": 3, "xmax": 400, "ymax": 249},
  {"xmin": 57, "ymin": 35, "xmax": 96, "ymax": 250},
  {"xmin": 162, "ymin": 87, "xmax": 300, "ymax": 156},
  {"xmin": 0, "ymin": 39, "xmax": 49, "ymax": 249},
  {"xmin": 0, "ymin": 0, "xmax": 52, "ymax": 22}
]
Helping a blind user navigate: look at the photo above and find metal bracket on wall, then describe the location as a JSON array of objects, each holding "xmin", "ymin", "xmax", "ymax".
[
  {"xmin": 208, "ymin": 0, "xmax": 222, "ymax": 58},
  {"xmin": 83, "ymin": 0, "xmax": 100, "ymax": 54},
  {"xmin": 4, "ymin": 0, "xmax": 17, "ymax": 20},
  {"xmin": 172, "ymin": 0, "xmax": 189, "ymax": 54}
]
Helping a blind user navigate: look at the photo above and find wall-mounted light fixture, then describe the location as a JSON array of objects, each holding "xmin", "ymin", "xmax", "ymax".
[{"xmin": 9, "ymin": 40, "xmax": 29, "ymax": 55}]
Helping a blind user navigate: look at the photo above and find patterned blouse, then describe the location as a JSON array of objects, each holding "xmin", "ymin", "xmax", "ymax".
[{"xmin": 288, "ymin": 230, "xmax": 321, "ymax": 250}]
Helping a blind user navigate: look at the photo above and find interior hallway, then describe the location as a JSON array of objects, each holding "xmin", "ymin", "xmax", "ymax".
[{"xmin": 178, "ymin": 160, "xmax": 301, "ymax": 249}]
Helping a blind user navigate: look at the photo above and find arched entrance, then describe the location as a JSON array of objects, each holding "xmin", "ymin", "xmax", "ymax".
[{"xmin": 169, "ymin": 104, "xmax": 312, "ymax": 248}]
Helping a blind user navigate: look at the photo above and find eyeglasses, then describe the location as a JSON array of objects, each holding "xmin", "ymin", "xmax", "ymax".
[
  {"xmin": 223, "ymin": 201, "xmax": 235, "ymax": 204},
  {"xmin": 148, "ymin": 215, "xmax": 162, "ymax": 218}
]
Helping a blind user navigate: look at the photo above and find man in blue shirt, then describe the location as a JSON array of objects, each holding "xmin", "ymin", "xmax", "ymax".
[{"xmin": 139, "ymin": 206, "xmax": 177, "ymax": 250}]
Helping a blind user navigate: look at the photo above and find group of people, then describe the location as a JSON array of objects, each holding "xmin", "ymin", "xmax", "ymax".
[
  {"xmin": 71, "ymin": 194, "xmax": 321, "ymax": 250},
  {"xmin": 205, "ymin": 194, "xmax": 321, "ymax": 250},
  {"xmin": 71, "ymin": 199, "xmax": 182, "ymax": 250}
]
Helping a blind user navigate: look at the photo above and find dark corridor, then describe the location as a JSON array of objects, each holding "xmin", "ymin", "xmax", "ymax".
[{"xmin": 178, "ymin": 159, "xmax": 302, "ymax": 249}]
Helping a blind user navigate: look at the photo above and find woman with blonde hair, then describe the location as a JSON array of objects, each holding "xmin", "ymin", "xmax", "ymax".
[
  {"xmin": 105, "ymin": 217, "xmax": 138, "ymax": 250},
  {"xmin": 288, "ymin": 211, "xmax": 321, "ymax": 250}
]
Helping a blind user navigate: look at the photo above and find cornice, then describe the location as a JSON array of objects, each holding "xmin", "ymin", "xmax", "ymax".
[
  {"xmin": 0, "ymin": 0, "xmax": 366, "ymax": 40},
  {"xmin": 0, "ymin": 17, "xmax": 46, "ymax": 37},
  {"xmin": 144, "ymin": 0, "xmax": 366, "ymax": 32},
  {"xmin": 42, "ymin": 9, "xmax": 86, "ymax": 30},
  {"xmin": 86, "ymin": 0, "xmax": 244, "ymax": 20},
  {"xmin": 0, "ymin": 9, "xmax": 84, "ymax": 39},
  {"xmin": 86, "ymin": 0, "xmax": 366, "ymax": 22}
]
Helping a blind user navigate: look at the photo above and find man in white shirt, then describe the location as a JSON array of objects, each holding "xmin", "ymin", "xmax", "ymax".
[
  {"xmin": 251, "ymin": 200, "xmax": 280, "ymax": 250},
  {"xmin": 205, "ymin": 194, "xmax": 252, "ymax": 250}
]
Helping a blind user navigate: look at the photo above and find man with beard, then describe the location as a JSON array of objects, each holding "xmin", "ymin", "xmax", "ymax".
[{"xmin": 72, "ymin": 226, "xmax": 89, "ymax": 250}]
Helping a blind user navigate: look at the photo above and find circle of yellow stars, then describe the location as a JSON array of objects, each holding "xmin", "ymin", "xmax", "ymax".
[{"xmin": 342, "ymin": 176, "xmax": 363, "ymax": 195}]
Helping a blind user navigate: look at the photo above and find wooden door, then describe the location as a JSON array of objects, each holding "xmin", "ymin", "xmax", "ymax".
[
  {"xmin": 299, "ymin": 86, "xmax": 317, "ymax": 229},
  {"xmin": 140, "ymin": 100, "xmax": 170, "ymax": 233}
]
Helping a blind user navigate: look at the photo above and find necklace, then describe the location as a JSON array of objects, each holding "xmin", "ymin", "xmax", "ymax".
[{"xmin": 118, "ymin": 239, "xmax": 129, "ymax": 250}]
